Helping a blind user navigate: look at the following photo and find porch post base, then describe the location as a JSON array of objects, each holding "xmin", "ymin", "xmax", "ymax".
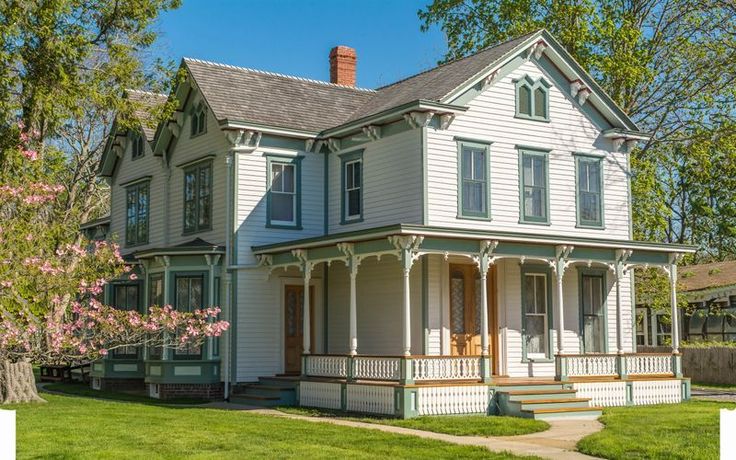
[
  {"xmin": 301, "ymin": 354, "xmax": 309, "ymax": 378},
  {"xmin": 480, "ymin": 356, "xmax": 492, "ymax": 384},
  {"xmin": 395, "ymin": 386, "xmax": 419, "ymax": 419},
  {"xmin": 617, "ymin": 354, "xmax": 628, "ymax": 380},
  {"xmin": 346, "ymin": 355, "xmax": 356, "ymax": 383},
  {"xmin": 554, "ymin": 354, "xmax": 568, "ymax": 382},
  {"xmin": 399, "ymin": 357, "xmax": 414, "ymax": 385},
  {"xmin": 672, "ymin": 353, "xmax": 683, "ymax": 378}
]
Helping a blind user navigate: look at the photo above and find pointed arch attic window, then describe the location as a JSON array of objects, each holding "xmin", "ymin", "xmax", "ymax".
[
  {"xmin": 515, "ymin": 76, "xmax": 550, "ymax": 121},
  {"xmin": 190, "ymin": 102, "xmax": 207, "ymax": 137}
]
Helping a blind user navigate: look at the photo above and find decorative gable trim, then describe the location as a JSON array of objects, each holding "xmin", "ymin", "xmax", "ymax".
[
  {"xmin": 404, "ymin": 111, "xmax": 434, "ymax": 129},
  {"xmin": 225, "ymin": 128, "xmax": 262, "ymax": 153}
]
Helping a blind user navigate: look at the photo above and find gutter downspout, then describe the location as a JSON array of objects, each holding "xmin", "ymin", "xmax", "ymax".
[{"xmin": 223, "ymin": 152, "xmax": 233, "ymax": 400}]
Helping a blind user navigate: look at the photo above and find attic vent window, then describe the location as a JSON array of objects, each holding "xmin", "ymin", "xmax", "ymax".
[
  {"xmin": 190, "ymin": 103, "xmax": 206, "ymax": 137},
  {"xmin": 131, "ymin": 133, "xmax": 145, "ymax": 160},
  {"xmin": 515, "ymin": 76, "xmax": 550, "ymax": 121}
]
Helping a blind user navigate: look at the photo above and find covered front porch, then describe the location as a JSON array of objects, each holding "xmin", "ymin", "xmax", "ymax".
[{"xmin": 252, "ymin": 224, "xmax": 693, "ymax": 417}]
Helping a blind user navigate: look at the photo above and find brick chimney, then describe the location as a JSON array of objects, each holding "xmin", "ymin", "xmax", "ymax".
[{"xmin": 329, "ymin": 46, "xmax": 356, "ymax": 86}]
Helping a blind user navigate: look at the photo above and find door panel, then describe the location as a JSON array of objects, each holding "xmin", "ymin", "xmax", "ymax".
[
  {"xmin": 449, "ymin": 264, "xmax": 497, "ymax": 366},
  {"xmin": 284, "ymin": 285, "xmax": 314, "ymax": 374}
]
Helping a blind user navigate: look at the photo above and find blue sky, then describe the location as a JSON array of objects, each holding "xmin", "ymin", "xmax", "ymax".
[{"xmin": 155, "ymin": 0, "xmax": 447, "ymax": 88}]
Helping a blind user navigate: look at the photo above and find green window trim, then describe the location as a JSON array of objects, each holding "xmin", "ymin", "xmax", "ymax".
[
  {"xmin": 110, "ymin": 281, "xmax": 143, "ymax": 359},
  {"xmin": 131, "ymin": 132, "xmax": 145, "ymax": 160},
  {"xmin": 182, "ymin": 161, "xmax": 213, "ymax": 235},
  {"xmin": 520, "ymin": 265, "xmax": 554, "ymax": 362},
  {"xmin": 578, "ymin": 268, "xmax": 609, "ymax": 353},
  {"xmin": 125, "ymin": 180, "xmax": 150, "ymax": 247},
  {"xmin": 340, "ymin": 149, "xmax": 364, "ymax": 225},
  {"xmin": 190, "ymin": 102, "xmax": 207, "ymax": 138},
  {"xmin": 456, "ymin": 140, "xmax": 492, "ymax": 220},
  {"xmin": 266, "ymin": 154, "xmax": 303, "ymax": 230},
  {"xmin": 574, "ymin": 153, "xmax": 605, "ymax": 229},
  {"xmin": 514, "ymin": 75, "xmax": 551, "ymax": 122},
  {"xmin": 170, "ymin": 271, "xmax": 208, "ymax": 361},
  {"xmin": 518, "ymin": 148, "xmax": 550, "ymax": 225}
]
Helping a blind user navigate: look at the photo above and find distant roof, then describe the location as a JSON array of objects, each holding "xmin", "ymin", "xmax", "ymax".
[
  {"xmin": 680, "ymin": 261, "xmax": 736, "ymax": 292},
  {"xmin": 184, "ymin": 58, "xmax": 375, "ymax": 133},
  {"xmin": 125, "ymin": 89, "xmax": 168, "ymax": 141}
]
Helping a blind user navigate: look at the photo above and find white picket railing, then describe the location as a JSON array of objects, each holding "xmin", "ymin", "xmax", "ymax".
[
  {"xmin": 412, "ymin": 356, "xmax": 482, "ymax": 381},
  {"xmin": 304, "ymin": 355, "xmax": 348, "ymax": 378},
  {"xmin": 353, "ymin": 357, "xmax": 401, "ymax": 381},
  {"xmin": 565, "ymin": 355, "xmax": 618, "ymax": 377},
  {"xmin": 626, "ymin": 354, "xmax": 673, "ymax": 376}
]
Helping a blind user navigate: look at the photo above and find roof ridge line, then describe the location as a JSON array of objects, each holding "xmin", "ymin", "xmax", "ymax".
[
  {"xmin": 183, "ymin": 57, "xmax": 377, "ymax": 93},
  {"xmin": 125, "ymin": 88, "xmax": 168, "ymax": 97},
  {"xmin": 373, "ymin": 29, "xmax": 542, "ymax": 92}
]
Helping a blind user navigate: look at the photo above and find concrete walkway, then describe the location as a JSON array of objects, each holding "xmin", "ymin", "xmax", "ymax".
[{"xmin": 206, "ymin": 402, "xmax": 603, "ymax": 459}]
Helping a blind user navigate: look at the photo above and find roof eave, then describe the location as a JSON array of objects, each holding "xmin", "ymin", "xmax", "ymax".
[{"xmin": 219, "ymin": 119, "xmax": 318, "ymax": 139}]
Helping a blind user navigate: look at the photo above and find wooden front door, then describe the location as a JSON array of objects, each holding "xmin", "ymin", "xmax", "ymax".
[
  {"xmin": 284, "ymin": 285, "xmax": 314, "ymax": 374},
  {"xmin": 449, "ymin": 264, "xmax": 497, "ymax": 367}
]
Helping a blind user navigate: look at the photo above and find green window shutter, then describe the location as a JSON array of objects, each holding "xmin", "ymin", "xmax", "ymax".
[{"xmin": 456, "ymin": 140, "xmax": 491, "ymax": 220}]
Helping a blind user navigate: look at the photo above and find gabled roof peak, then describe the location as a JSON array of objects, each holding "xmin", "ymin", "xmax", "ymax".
[{"xmin": 182, "ymin": 57, "xmax": 376, "ymax": 93}]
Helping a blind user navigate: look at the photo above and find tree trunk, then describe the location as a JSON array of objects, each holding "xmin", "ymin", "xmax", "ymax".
[{"xmin": 0, "ymin": 361, "xmax": 45, "ymax": 404}]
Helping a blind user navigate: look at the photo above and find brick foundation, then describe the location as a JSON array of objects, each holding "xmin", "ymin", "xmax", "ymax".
[
  {"xmin": 93, "ymin": 377, "xmax": 145, "ymax": 393},
  {"xmin": 147, "ymin": 382, "xmax": 224, "ymax": 400}
]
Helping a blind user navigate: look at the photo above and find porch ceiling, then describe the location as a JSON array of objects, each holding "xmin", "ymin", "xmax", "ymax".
[{"xmin": 251, "ymin": 224, "xmax": 695, "ymax": 270}]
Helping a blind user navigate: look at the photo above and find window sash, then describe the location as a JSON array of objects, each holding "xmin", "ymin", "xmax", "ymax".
[
  {"xmin": 112, "ymin": 283, "xmax": 140, "ymax": 358},
  {"xmin": 183, "ymin": 163, "xmax": 212, "ymax": 233},
  {"xmin": 516, "ymin": 77, "xmax": 549, "ymax": 121},
  {"xmin": 577, "ymin": 158, "xmax": 603, "ymax": 226},
  {"xmin": 125, "ymin": 183, "xmax": 149, "ymax": 245},
  {"xmin": 460, "ymin": 146, "xmax": 488, "ymax": 216},
  {"xmin": 344, "ymin": 160, "xmax": 362, "ymax": 219},
  {"xmin": 270, "ymin": 162, "xmax": 297, "ymax": 225},
  {"xmin": 174, "ymin": 275, "xmax": 205, "ymax": 358},
  {"xmin": 521, "ymin": 153, "xmax": 548, "ymax": 221},
  {"xmin": 581, "ymin": 274, "xmax": 605, "ymax": 353},
  {"xmin": 523, "ymin": 272, "xmax": 548, "ymax": 357}
]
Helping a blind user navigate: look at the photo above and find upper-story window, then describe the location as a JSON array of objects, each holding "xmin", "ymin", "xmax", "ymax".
[
  {"xmin": 340, "ymin": 150, "xmax": 363, "ymax": 224},
  {"xmin": 515, "ymin": 76, "xmax": 550, "ymax": 121},
  {"xmin": 190, "ymin": 103, "xmax": 206, "ymax": 137},
  {"xmin": 267, "ymin": 155, "xmax": 302, "ymax": 229},
  {"xmin": 183, "ymin": 161, "xmax": 212, "ymax": 234},
  {"xmin": 457, "ymin": 140, "xmax": 491, "ymax": 220},
  {"xmin": 519, "ymin": 148, "xmax": 549, "ymax": 224},
  {"xmin": 125, "ymin": 181, "xmax": 149, "ymax": 246},
  {"xmin": 576, "ymin": 154, "xmax": 604, "ymax": 228},
  {"xmin": 131, "ymin": 132, "xmax": 145, "ymax": 160}
]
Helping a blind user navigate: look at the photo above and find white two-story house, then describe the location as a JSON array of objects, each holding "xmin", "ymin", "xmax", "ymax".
[{"xmin": 94, "ymin": 30, "xmax": 694, "ymax": 419}]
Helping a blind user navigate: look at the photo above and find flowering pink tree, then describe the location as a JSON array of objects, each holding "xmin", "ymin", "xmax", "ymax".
[{"xmin": 0, "ymin": 132, "xmax": 228, "ymax": 403}]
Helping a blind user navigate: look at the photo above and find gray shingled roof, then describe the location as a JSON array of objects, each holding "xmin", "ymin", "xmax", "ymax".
[
  {"xmin": 347, "ymin": 31, "xmax": 539, "ymax": 122},
  {"xmin": 184, "ymin": 58, "xmax": 376, "ymax": 133},
  {"xmin": 182, "ymin": 31, "xmax": 541, "ymax": 134},
  {"xmin": 125, "ymin": 90, "xmax": 168, "ymax": 141}
]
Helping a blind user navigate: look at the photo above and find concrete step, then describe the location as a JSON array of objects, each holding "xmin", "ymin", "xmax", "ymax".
[
  {"xmin": 258, "ymin": 376, "xmax": 299, "ymax": 388},
  {"xmin": 502, "ymin": 389, "xmax": 578, "ymax": 401},
  {"xmin": 514, "ymin": 398, "xmax": 592, "ymax": 411},
  {"xmin": 521, "ymin": 406, "xmax": 603, "ymax": 421},
  {"xmin": 494, "ymin": 383, "xmax": 566, "ymax": 391}
]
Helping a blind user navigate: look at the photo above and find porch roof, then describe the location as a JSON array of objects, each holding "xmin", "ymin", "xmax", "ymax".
[{"xmin": 251, "ymin": 224, "xmax": 695, "ymax": 268}]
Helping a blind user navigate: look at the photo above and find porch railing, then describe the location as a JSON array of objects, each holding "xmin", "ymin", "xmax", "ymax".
[
  {"xmin": 353, "ymin": 356, "xmax": 401, "ymax": 380},
  {"xmin": 304, "ymin": 355, "xmax": 348, "ymax": 378},
  {"xmin": 556, "ymin": 353, "xmax": 680, "ymax": 381},
  {"xmin": 412, "ymin": 356, "xmax": 482, "ymax": 381}
]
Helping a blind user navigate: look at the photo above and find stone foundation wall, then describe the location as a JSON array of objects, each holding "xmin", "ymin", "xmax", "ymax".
[{"xmin": 147, "ymin": 382, "xmax": 224, "ymax": 400}]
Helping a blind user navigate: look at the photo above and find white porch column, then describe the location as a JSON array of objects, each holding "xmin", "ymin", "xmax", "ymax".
[
  {"xmin": 477, "ymin": 241, "xmax": 497, "ymax": 384},
  {"xmin": 338, "ymin": 243, "xmax": 361, "ymax": 356},
  {"xmin": 614, "ymin": 250, "xmax": 632, "ymax": 355},
  {"xmin": 553, "ymin": 246, "xmax": 573, "ymax": 356},
  {"xmin": 292, "ymin": 249, "xmax": 314, "ymax": 355},
  {"xmin": 669, "ymin": 262, "xmax": 680, "ymax": 354},
  {"xmin": 389, "ymin": 235, "xmax": 423, "ymax": 356}
]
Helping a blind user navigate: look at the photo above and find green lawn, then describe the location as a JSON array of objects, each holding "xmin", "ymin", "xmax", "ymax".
[
  {"xmin": 10, "ymin": 393, "xmax": 535, "ymax": 459},
  {"xmin": 577, "ymin": 400, "xmax": 734, "ymax": 460},
  {"xmin": 278, "ymin": 406, "xmax": 548, "ymax": 437}
]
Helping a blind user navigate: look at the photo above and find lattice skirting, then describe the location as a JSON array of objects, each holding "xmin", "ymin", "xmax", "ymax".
[
  {"xmin": 417, "ymin": 385, "xmax": 490, "ymax": 416},
  {"xmin": 632, "ymin": 379, "xmax": 682, "ymax": 405},
  {"xmin": 346, "ymin": 385, "xmax": 394, "ymax": 415},
  {"xmin": 573, "ymin": 379, "xmax": 684, "ymax": 407},
  {"xmin": 573, "ymin": 381, "xmax": 627, "ymax": 407},
  {"xmin": 299, "ymin": 381, "xmax": 342, "ymax": 410}
]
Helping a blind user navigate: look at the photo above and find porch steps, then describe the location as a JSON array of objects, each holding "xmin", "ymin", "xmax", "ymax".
[
  {"xmin": 229, "ymin": 376, "xmax": 297, "ymax": 407},
  {"xmin": 496, "ymin": 387, "xmax": 602, "ymax": 421}
]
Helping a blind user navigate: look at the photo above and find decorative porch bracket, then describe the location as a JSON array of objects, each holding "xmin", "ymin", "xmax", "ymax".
[
  {"xmin": 474, "ymin": 240, "xmax": 499, "ymax": 383},
  {"xmin": 389, "ymin": 235, "xmax": 424, "ymax": 384},
  {"xmin": 552, "ymin": 245, "xmax": 573, "ymax": 381}
]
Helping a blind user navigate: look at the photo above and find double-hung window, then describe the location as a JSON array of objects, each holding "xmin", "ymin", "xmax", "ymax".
[
  {"xmin": 267, "ymin": 156, "xmax": 301, "ymax": 228},
  {"xmin": 147, "ymin": 273, "xmax": 164, "ymax": 360},
  {"xmin": 457, "ymin": 140, "xmax": 491, "ymax": 219},
  {"xmin": 576, "ymin": 155, "xmax": 604, "ymax": 227},
  {"xmin": 112, "ymin": 282, "xmax": 140, "ymax": 358},
  {"xmin": 520, "ymin": 149, "xmax": 549, "ymax": 224},
  {"xmin": 340, "ymin": 150, "xmax": 363, "ymax": 224},
  {"xmin": 125, "ymin": 181, "xmax": 149, "ymax": 246},
  {"xmin": 174, "ymin": 274, "xmax": 205, "ymax": 359},
  {"xmin": 580, "ymin": 271, "xmax": 606, "ymax": 353},
  {"xmin": 183, "ymin": 161, "xmax": 212, "ymax": 234},
  {"xmin": 515, "ymin": 76, "xmax": 550, "ymax": 121},
  {"xmin": 522, "ymin": 269, "xmax": 551, "ymax": 360}
]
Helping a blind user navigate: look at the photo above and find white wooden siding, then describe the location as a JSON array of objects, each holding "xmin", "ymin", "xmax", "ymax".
[
  {"xmin": 327, "ymin": 256, "xmax": 423, "ymax": 355},
  {"xmin": 327, "ymin": 128, "xmax": 423, "ymax": 233},
  {"xmin": 235, "ymin": 148, "xmax": 324, "ymax": 266},
  {"xmin": 426, "ymin": 59, "xmax": 631, "ymax": 239}
]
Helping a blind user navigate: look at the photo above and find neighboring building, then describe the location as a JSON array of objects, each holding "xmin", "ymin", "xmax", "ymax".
[
  {"xmin": 637, "ymin": 260, "xmax": 736, "ymax": 347},
  {"xmin": 92, "ymin": 29, "xmax": 695, "ymax": 419}
]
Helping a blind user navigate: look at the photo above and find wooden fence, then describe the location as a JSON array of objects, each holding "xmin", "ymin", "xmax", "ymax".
[{"xmin": 639, "ymin": 346, "xmax": 736, "ymax": 385}]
